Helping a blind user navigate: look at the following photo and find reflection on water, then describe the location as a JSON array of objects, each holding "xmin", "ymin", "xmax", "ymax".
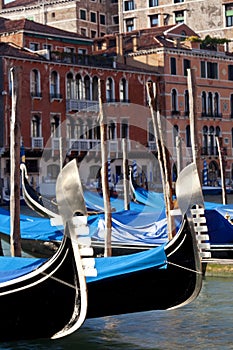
[{"xmin": 1, "ymin": 277, "xmax": 233, "ymax": 350}]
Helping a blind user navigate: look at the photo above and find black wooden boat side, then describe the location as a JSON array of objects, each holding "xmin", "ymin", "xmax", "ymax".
[
  {"xmin": 86, "ymin": 214, "xmax": 202, "ymax": 318},
  {"xmin": 0, "ymin": 164, "xmax": 89, "ymax": 342}
]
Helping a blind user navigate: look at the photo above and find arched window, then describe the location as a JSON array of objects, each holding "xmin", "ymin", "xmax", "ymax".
[
  {"xmin": 77, "ymin": 118, "xmax": 84, "ymax": 139},
  {"xmin": 186, "ymin": 125, "xmax": 191, "ymax": 147},
  {"xmin": 148, "ymin": 120, "xmax": 154, "ymax": 141},
  {"xmin": 230, "ymin": 94, "xmax": 233, "ymax": 118},
  {"xmin": 202, "ymin": 91, "xmax": 207, "ymax": 116},
  {"xmin": 106, "ymin": 77, "xmax": 114, "ymax": 102},
  {"xmin": 94, "ymin": 124, "xmax": 100, "ymax": 140},
  {"xmin": 214, "ymin": 92, "xmax": 220, "ymax": 117},
  {"xmin": 202, "ymin": 126, "xmax": 208, "ymax": 155},
  {"xmin": 47, "ymin": 164, "xmax": 60, "ymax": 180},
  {"xmin": 84, "ymin": 75, "xmax": 91, "ymax": 100},
  {"xmin": 208, "ymin": 92, "xmax": 213, "ymax": 116},
  {"xmin": 119, "ymin": 78, "xmax": 128, "ymax": 102},
  {"xmin": 92, "ymin": 76, "xmax": 98, "ymax": 101},
  {"xmin": 50, "ymin": 71, "xmax": 60, "ymax": 98},
  {"xmin": 66, "ymin": 72, "xmax": 74, "ymax": 99},
  {"xmin": 173, "ymin": 125, "xmax": 179, "ymax": 146},
  {"xmin": 184, "ymin": 90, "xmax": 189, "ymax": 116},
  {"xmin": 31, "ymin": 115, "xmax": 41, "ymax": 137},
  {"xmin": 121, "ymin": 118, "xmax": 128, "ymax": 139},
  {"xmin": 30, "ymin": 69, "xmax": 41, "ymax": 97},
  {"xmin": 75, "ymin": 74, "xmax": 82, "ymax": 100},
  {"xmin": 86, "ymin": 118, "xmax": 93, "ymax": 139},
  {"xmin": 216, "ymin": 126, "xmax": 221, "ymax": 137},
  {"xmin": 50, "ymin": 115, "xmax": 60, "ymax": 137},
  {"xmin": 108, "ymin": 120, "xmax": 116, "ymax": 140},
  {"xmin": 209, "ymin": 126, "xmax": 215, "ymax": 155},
  {"xmin": 171, "ymin": 89, "xmax": 178, "ymax": 112}
]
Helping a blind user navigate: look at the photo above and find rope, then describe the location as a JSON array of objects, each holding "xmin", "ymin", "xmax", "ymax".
[
  {"xmin": 41, "ymin": 272, "xmax": 77, "ymax": 289},
  {"xmin": 166, "ymin": 260, "xmax": 202, "ymax": 275}
]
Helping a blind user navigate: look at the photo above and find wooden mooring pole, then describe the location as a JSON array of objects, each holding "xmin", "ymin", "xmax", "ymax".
[
  {"xmin": 10, "ymin": 67, "xmax": 22, "ymax": 257},
  {"xmin": 98, "ymin": 79, "xmax": 112, "ymax": 257}
]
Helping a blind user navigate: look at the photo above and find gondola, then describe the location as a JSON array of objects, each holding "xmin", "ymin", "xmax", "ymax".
[
  {"xmin": 20, "ymin": 163, "xmax": 59, "ymax": 218},
  {"xmin": 0, "ymin": 161, "xmax": 89, "ymax": 341},
  {"xmin": 0, "ymin": 159, "xmax": 206, "ymax": 341},
  {"xmin": 57, "ymin": 159, "xmax": 205, "ymax": 317}
]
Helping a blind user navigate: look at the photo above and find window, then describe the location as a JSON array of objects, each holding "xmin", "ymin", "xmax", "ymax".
[
  {"xmin": 214, "ymin": 92, "xmax": 220, "ymax": 117},
  {"xmin": 50, "ymin": 71, "xmax": 60, "ymax": 99},
  {"xmin": 106, "ymin": 77, "xmax": 114, "ymax": 102},
  {"xmin": 121, "ymin": 119, "xmax": 128, "ymax": 139},
  {"xmin": 78, "ymin": 48, "xmax": 87, "ymax": 55},
  {"xmin": 207, "ymin": 62, "xmax": 218, "ymax": 79},
  {"xmin": 30, "ymin": 69, "xmax": 41, "ymax": 98},
  {"xmin": 201, "ymin": 91, "xmax": 207, "ymax": 116},
  {"xmin": 84, "ymin": 75, "xmax": 91, "ymax": 100},
  {"xmin": 171, "ymin": 89, "xmax": 178, "ymax": 112},
  {"xmin": 149, "ymin": 0, "xmax": 158, "ymax": 7},
  {"xmin": 184, "ymin": 90, "xmax": 189, "ymax": 116},
  {"xmin": 226, "ymin": 4, "xmax": 233, "ymax": 27},
  {"xmin": 75, "ymin": 74, "xmax": 82, "ymax": 100},
  {"xmin": 80, "ymin": 28, "xmax": 87, "ymax": 36},
  {"xmin": 66, "ymin": 72, "xmax": 74, "ymax": 99},
  {"xmin": 90, "ymin": 12, "xmax": 96, "ymax": 23},
  {"xmin": 124, "ymin": 0, "xmax": 134, "ymax": 11},
  {"xmin": 80, "ymin": 9, "xmax": 86, "ymax": 20},
  {"xmin": 100, "ymin": 14, "xmax": 106, "ymax": 25},
  {"xmin": 149, "ymin": 14, "xmax": 158, "ymax": 27},
  {"xmin": 125, "ymin": 18, "xmax": 134, "ymax": 32},
  {"xmin": 50, "ymin": 115, "xmax": 60, "ymax": 138},
  {"xmin": 183, "ymin": 59, "xmax": 190, "ymax": 76},
  {"xmin": 228, "ymin": 65, "xmax": 233, "ymax": 80},
  {"xmin": 31, "ymin": 115, "xmax": 41, "ymax": 137},
  {"xmin": 108, "ymin": 121, "xmax": 116, "ymax": 139},
  {"xmin": 230, "ymin": 94, "xmax": 233, "ymax": 118},
  {"xmin": 201, "ymin": 61, "xmax": 206, "ymax": 78},
  {"xmin": 91, "ymin": 30, "xmax": 97, "ymax": 38},
  {"xmin": 170, "ymin": 57, "xmax": 176, "ymax": 75},
  {"xmin": 92, "ymin": 76, "xmax": 98, "ymax": 101},
  {"xmin": 174, "ymin": 10, "xmax": 184, "ymax": 24},
  {"xmin": 202, "ymin": 126, "xmax": 208, "ymax": 154},
  {"xmin": 120, "ymin": 78, "xmax": 128, "ymax": 102},
  {"xmin": 186, "ymin": 125, "xmax": 191, "ymax": 147},
  {"xmin": 29, "ymin": 42, "xmax": 39, "ymax": 51},
  {"xmin": 207, "ymin": 92, "xmax": 213, "ymax": 116},
  {"xmin": 201, "ymin": 61, "xmax": 218, "ymax": 79},
  {"xmin": 174, "ymin": 0, "xmax": 184, "ymax": 3},
  {"xmin": 173, "ymin": 125, "xmax": 179, "ymax": 146},
  {"xmin": 113, "ymin": 15, "xmax": 119, "ymax": 25},
  {"xmin": 43, "ymin": 43, "xmax": 52, "ymax": 52},
  {"xmin": 47, "ymin": 164, "xmax": 60, "ymax": 180}
]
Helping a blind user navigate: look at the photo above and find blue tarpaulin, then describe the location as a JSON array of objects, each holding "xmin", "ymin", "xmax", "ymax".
[
  {"xmin": 0, "ymin": 244, "xmax": 167, "ymax": 284},
  {"xmin": 0, "ymin": 256, "xmax": 46, "ymax": 283},
  {"xmin": 86, "ymin": 243, "xmax": 167, "ymax": 283}
]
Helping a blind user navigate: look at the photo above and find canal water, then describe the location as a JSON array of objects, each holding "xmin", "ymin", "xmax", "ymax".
[
  {"xmin": 0, "ymin": 276, "xmax": 233, "ymax": 349},
  {"xmin": 1, "ymin": 195, "xmax": 233, "ymax": 349}
]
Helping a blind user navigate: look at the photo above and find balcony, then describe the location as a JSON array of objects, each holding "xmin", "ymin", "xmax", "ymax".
[
  {"xmin": 66, "ymin": 99, "xmax": 99, "ymax": 113},
  {"xmin": 50, "ymin": 52, "xmax": 114, "ymax": 68},
  {"xmin": 31, "ymin": 92, "xmax": 42, "ymax": 99},
  {"xmin": 67, "ymin": 139, "xmax": 101, "ymax": 153},
  {"xmin": 148, "ymin": 141, "xmax": 157, "ymax": 151},
  {"xmin": 201, "ymin": 112, "xmax": 222, "ymax": 118},
  {"xmin": 31, "ymin": 137, "xmax": 44, "ymax": 149},
  {"xmin": 50, "ymin": 93, "xmax": 63, "ymax": 101}
]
